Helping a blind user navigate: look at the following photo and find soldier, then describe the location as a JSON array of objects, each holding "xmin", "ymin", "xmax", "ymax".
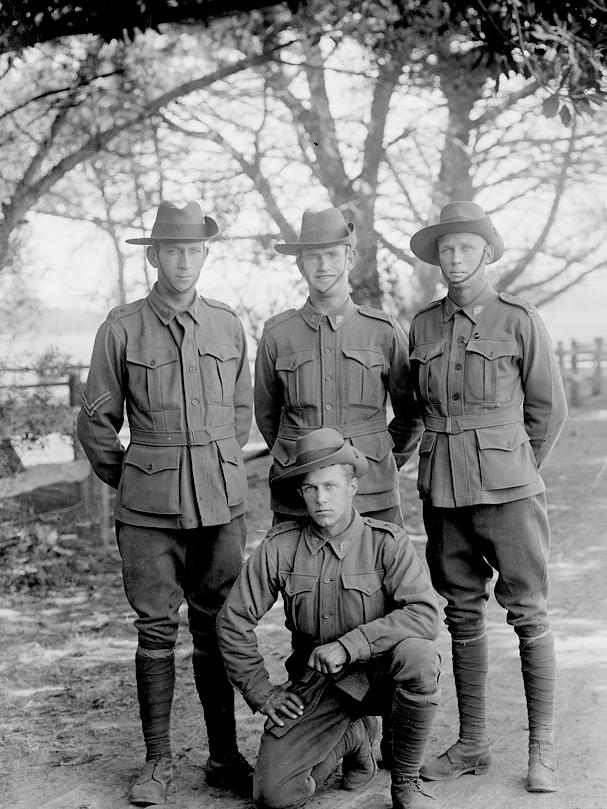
[
  {"xmin": 254, "ymin": 207, "xmax": 422, "ymax": 527},
  {"xmin": 216, "ymin": 427, "xmax": 442, "ymax": 809},
  {"xmin": 77, "ymin": 201, "xmax": 254, "ymax": 805},
  {"xmin": 402, "ymin": 201, "xmax": 568, "ymax": 793}
]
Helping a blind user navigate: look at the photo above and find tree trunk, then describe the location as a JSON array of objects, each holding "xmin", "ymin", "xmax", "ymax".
[{"xmin": 0, "ymin": 438, "xmax": 25, "ymax": 477}]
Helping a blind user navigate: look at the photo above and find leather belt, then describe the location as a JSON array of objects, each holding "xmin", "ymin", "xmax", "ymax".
[
  {"xmin": 129, "ymin": 424, "xmax": 235, "ymax": 446},
  {"xmin": 278, "ymin": 415, "xmax": 387, "ymax": 441},
  {"xmin": 424, "ymin": 409, "xmax": 522, "ymax": 435}
]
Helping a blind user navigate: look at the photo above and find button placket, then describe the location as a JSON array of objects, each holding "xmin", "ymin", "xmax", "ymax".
[
  {"xmin": 318, "ymin": 549, "xmax": 337, "ymax": 643},
  {"xmin": 319, "ymin": 320, "xmax": 337, "ymax": 426}
]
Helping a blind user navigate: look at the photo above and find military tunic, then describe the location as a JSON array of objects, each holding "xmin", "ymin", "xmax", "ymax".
[
  {"xmin": 403, "ymin": 285, "xmax": 567, "ymax": 507},
  {"xmin": 254, "ymin": 297, "xmax": 422, "ymax": 517},
  {"xmin": 77, "ymin": 284, "xmax": 252, "ymax": 528}
]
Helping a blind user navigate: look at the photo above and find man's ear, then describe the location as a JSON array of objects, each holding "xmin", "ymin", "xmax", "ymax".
[
  {"xmin": 484, "ymin": 243, "xmax": 494, "ymax": 263},
  {"xmin": 346, "ymin": 246, "xmax": 357, "ymax": 271},
  {"xmin": 146, "ymin": 244, "xmax": 159, "ymax": 268},
  {"xmin": 350, "ymin": 476, "xmax": 359, "ymax": 496}
]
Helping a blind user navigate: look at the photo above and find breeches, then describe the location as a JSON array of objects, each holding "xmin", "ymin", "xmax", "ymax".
[
  {"xmin": 116, "ymin": 516, "xmax": 246, "ymax": 651},
  {"xmin": 254, "ymin": 637, "xmax": 440, "ymax": 809},
  {"xmin": 423, "ymin": 495, "xmax": 551, "ymax": 640}
]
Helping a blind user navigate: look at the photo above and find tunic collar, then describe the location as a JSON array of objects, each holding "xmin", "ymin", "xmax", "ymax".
[
  {"xmin": 148, "ymin": 283, "xmax": 202, "ymax": 324},
  {"xmin": 303, "ymin": 509, "xmax": 364, "ymax": 559},
  {"xmin": 443, "ymin": 284, "xmax": 498, "ymax": 323},
  {"xmin": 301, "ymin": 297, "xmax": 356, "ymax": 330}
]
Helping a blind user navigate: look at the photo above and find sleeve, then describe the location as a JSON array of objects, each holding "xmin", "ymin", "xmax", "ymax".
[
  {"xmin": 254, "ymin": 329, "xmax": 283, "ymax": 450},
  {"xmin": 76, "ymin": 321, "xmax": 126, "ymax": 489},
  {"xmin": 519, "ymin": 311, "xmax": 568, "ymax": 467},
  {"xmin": 216, "ymin": 540, "xmax": 281, "ymax": 712},
  {"xmin": 233, "ymin": 318, "xmax": 253, "ymax": 448},
  {"xmin": 387, "ymin": 321, "xmax": 424, "ymax": 468},
  {"xmin": 339, "ymin": 532, "xmax": 440, "ymax": 663}
]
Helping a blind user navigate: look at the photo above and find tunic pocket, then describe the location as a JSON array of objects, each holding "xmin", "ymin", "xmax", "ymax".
[
  {"xmin": 216, "ymin": 436, "xmax": 247, "ymax": 506},
  {"xmin": 126, "ymin": 346, "xmax": 180, "ymax": 411},
  {"xmin": 284, "ymin": 573, "xmax": 319, "ymax": 635},
  {"xmin": 275, "ymin": 350, "xmax": 317, "ymax": 409},
  {"xmin": 198, "ymin": 343, "xmax": 240, "ymax": 404},
  {"xmin": 465, "ymin": 338, "xmax": 519, "ymax": 404},
  {"xmin": 340, "ymin": 347, "xmax": 385, "ymax": 408},
  {"xmin": 340, "ymin": 571, "xmax": 384, "ymax": 623},
  {"xmin": 475, "ymin": 422, "xmax": 539, "ymax": 490},
  {"xmin": 410, "ymin": 341, "xmax": 445, "ymax": 405},
  {"xmin": 121, "ymin": 444, "xmax": 180, "ymax": 514}
]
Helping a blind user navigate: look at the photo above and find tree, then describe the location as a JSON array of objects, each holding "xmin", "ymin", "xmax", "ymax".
[{"xmin": 2, "ymin": 1, "xmax": 606, "ymax": 116}]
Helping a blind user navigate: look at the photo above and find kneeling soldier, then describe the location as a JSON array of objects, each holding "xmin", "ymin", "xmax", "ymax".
[{"xmin": 217, "ymin": 428, "xmax": 442, "ymax": 809}]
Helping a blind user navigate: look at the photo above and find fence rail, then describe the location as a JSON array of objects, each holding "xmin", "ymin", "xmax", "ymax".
[{"xmin": 555, "ymin": 337, "xmax": 605, "ymax": 405}]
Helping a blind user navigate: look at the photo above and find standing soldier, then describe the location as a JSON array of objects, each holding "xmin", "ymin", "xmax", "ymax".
[
  {"xmin": 255, "ymin": 208, "xmax": 421, "ymax": 527},
  {"xmin": 402, "ymin": 201, "xmax": 567, "ymax": 793},
  {"xmin": 77, "ymin": 201, "xmax": 254, "ymax": 805}
]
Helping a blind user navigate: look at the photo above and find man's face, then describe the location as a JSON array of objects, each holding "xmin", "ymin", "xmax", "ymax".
[
  {"xmin": 437, "ymin": 232, "xmax": 491, "ymax": 287},
  {"xmin": 298, "ymin": 244, "xmax": 354, "ymax": 296},
  {"xmin": 300, "ymin": 464, "xmax": 357, "ymax": 532},
  {"xmin": 147, "ymin": 240, "xmax": 208, "ymax": 297}
]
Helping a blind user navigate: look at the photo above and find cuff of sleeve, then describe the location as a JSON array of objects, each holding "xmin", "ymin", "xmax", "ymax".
[
  {"xmin": 393, "ymin": 452, "xmax": 407, "ymax": 470},
  {"xmin": 244, "ymin": 680, "xmax": 275, "ymax": 713},
  {"xmin": 339, "ymin": 628, "xmax": 372, "ymax": 663}
]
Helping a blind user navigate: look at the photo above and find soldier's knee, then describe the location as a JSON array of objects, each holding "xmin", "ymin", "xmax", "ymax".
[
  {"xmin": 390, "ymin": 638, "xmax": 441, "ymax": 695},
  {"xmin": 253, "ymin": 767, "xmax": 313, "ymax": 809}
]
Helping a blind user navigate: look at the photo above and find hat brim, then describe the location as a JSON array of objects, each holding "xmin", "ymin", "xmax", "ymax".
[
  {"xmin": 125, "ymin": 217, "xmax": 220, "ymax": 245},
  {"xmin": 410, "ymin": 218, "xmax": 504, "ymax": 266},
  {"xmin": 274, "ymin": 444, "xmax": 368, "ymax": 482},
  {"xmin": 275, "ymin": 225, "xmax": 357, "ymax": 255}
]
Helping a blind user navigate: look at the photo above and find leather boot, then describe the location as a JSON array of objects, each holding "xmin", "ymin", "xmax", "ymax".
[
  {"xmin": 130, "ymin": 756, "xmax": 172, "ymax": 806},
  {"xmin": 391, "ymin": 688, "xmax": 441, "ymax": 808},
  {"xmin": 421, "ymin": 635, "xmax": 491, "ymax": 781},
  {"xmin": 391, "ymin": 775, "xmax": 439, "ymax": 809},
  {"xmin": 192, "ymin": 647, "xmax": 253, "ymax": 797},
  {"xmin": 527, "ymin": 740, "xmax": 558, "ymax": 792},
  {"xmin": 311, "ymin": 716, "xmax": 377, "ymax": 791}
]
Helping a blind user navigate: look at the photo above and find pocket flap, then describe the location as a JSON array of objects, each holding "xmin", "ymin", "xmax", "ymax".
[
  {"xmin": 216, "ymin": 436, "xmax": 241, "ymax": 465},
  {"xmin": 198, "ymin": 343, "xmax": 240, "ymax": 362},
  {"xmin": 275, "ymin": 350, "xmax": 315, "ymax": 372},
  {"xmin": 418, "ymin": 431, "xmax": 437, "ymax": 455},
  {"xmin": 350, "ymin": 430, "xmax": 393, "ymax": 461},
  {"xmin": 466, "ymin": 338, "xmax": 519, "ymax": 360},
  {"xmin": 125, "ymin": 444, "xmax": 179, "ymax": 474},
  {"xmin": 284, "ymin": 573, "xmax": 318, "ymax": 596},
  {"xmin": 126, "ymin": 346, "xmax": 178, "ymax": 369},
  {"xmin": 475, "ymin": 422, "xmax": 529, "ymax": 452},
  {"xmin": 410, "ymin": 341, "xmax": 445, "ymax": 364},
  {"xmin": 341, "ymin": 571, "xmax": 383, "ymax": 596},
  {"xmin": 341, "ymin": 347, "xmax": 384, "ymax": 368}
]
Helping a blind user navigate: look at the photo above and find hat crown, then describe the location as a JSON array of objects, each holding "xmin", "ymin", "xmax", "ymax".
[
  {"xmin": 439, "ymin": 201, "xmax": 488, "ymax": 225},
  {"xmin": 299, "ymin": 208, "xmax": 350, "ymax": 242},
  {"xmin": 296, "ymin": 427, "xmax": 345, "ymax": 459},
  {"xmin": 126, "ymin": 201, "xmax": 219, "ymax": 244}
]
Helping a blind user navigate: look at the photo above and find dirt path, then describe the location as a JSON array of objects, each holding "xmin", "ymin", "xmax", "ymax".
[{"xmin": 1, "ymin": 406, "xmax": 606, "ymax": 809}]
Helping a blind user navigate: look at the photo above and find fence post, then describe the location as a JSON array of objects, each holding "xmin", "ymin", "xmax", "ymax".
[{"xmin": 593, "ymin": 337, "xmax": 604, "ymax": 396}]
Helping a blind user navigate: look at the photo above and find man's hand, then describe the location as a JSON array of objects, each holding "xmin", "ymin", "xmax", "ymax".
[
  {"xmin": 308, "ymin": 641, "xmax": 349, "ymax": 675},
  {"xmin": 259, "ymin": 685, "xmax": 304, "ymax": 727}
]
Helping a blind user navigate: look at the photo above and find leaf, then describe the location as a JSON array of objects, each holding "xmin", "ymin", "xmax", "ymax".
[
  {"xmin": 559, "ymin": 105, "xmax": 572, "ymax": 126},
  {"xmin": 542, "ymin": 93, "xmax": 560, "ymax": 117}
]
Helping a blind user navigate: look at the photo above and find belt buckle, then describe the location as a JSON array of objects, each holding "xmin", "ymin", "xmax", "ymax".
[
  {"xmin": 186, "ymin": 429, "xmax": 196, "ymax": 446},
  {"xmin": 446, "ymin": 417, "xmax": 462, "ymax": 435}
]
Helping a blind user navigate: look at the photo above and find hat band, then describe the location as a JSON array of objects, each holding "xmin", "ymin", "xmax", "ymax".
[
  {"xmin": 295, "ymin": 446, "xmax": 344, "ymax": 466},
  {"xmin": 299, "ymin": 227, "xmax": 350, "ymax": 243},
  {"xmin": 150, "ymin": 223, "xmax": 211, "ymax": 239}
]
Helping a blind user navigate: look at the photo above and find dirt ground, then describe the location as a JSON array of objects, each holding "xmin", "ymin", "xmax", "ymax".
[{"xmin": 1, "ymin": 403, "xmax": 606, "ymax": 809}]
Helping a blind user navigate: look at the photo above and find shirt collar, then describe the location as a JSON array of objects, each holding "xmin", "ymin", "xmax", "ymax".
[
  {"xmin": 148, "ymin": 283, "xmax": 202, "ymax": 324},
  {"xmin": 443, "ymin": 284, "xmax": 497, "ymax": 323},
  {"xmin": 300, "ymin": 297, "xmax": 356, "ymax": 330},
  {"xmin": 303, "ymin": 509, "xmax": 364, "ymax": 559}
]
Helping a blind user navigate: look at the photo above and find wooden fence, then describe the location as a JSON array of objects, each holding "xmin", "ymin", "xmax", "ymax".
[{"xmin": 555, "ymin": 338, "xmax": 606, "ymax": 406}]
